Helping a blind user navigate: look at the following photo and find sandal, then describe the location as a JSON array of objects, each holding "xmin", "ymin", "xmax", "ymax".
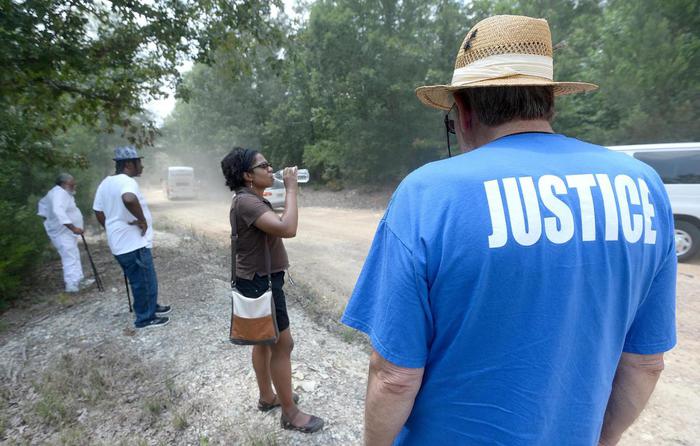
[
  {"xmin": 257, "ymin": 392, "xmax": 300, "ymax": 412},
  {"xmin": 280, "ymin": 409, "xmax": 324, "ymax": 433}
]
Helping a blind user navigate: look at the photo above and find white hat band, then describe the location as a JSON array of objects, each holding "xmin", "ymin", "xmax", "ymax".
[{"xmin": 451, "ymin": 54, "xmax": 553, "ymax": 86}]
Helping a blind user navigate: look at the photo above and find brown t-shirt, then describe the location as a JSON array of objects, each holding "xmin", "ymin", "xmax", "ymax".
[{"xmin": 230, "ymin": 188, "xmax": 289, "ymax": 280}]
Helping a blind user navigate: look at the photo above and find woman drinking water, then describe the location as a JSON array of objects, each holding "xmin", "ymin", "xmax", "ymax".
[{"xmin": 221, "ymin": 147, "xmax": 324, "ymax": 433}]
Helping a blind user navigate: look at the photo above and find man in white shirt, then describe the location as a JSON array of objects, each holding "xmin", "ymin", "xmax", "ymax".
[
  {"xmin": 93, "ymin": 146, "xmax": 171, "ymax": 329},
  {"xmin": 38, "ymin": 173, "xmax": 92, "ymax": 293}
]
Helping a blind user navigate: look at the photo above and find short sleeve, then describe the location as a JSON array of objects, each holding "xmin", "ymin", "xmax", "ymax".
[
  {"xmin": 341, "ymin": 219, "xmax": 432, "ymax": 368},
  {"xmin": 92, "ymin": 186, "xmax": 103, "ymax": 212},
  {"xmin": 52, "ymin": 189, "xmax": 71, "ymax": 225},
  {"xmin": 119, "ymin": 176, "xmax": 139, "ymax": 196},
  {"xmin": 237, "ymin": 194, "xmax": 272, "ymax": 227},
  {"xmin": 38, "ymin": 194, "xmax": 49, "ymax": 217},
  {"xmin": 623, "ymin": 246, "xmax": 677, "ymax": 354}
]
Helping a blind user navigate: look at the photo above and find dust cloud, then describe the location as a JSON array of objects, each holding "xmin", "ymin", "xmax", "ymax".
[{"xmin": 144, "ymin": 149, "xmax": 233, "ymax": 202}]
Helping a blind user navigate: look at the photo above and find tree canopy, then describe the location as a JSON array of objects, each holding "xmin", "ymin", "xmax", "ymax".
[
  {"xmin": 163, "ymin": 0, "xmax": 699, "ymax": 187},
  {"xmin": 0, "ymin": 0, "xmax": 283, "ymax": 300}
]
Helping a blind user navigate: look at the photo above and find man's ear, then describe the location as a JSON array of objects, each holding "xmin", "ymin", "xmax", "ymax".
[{"xmin": 454, "ymin": 92, "xmax": 472, "ymax": 133}]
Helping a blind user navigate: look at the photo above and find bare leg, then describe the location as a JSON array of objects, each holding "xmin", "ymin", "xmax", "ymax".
[
  {"xmin": 269, "ymin": 329, "xmax": 313, "ymax": 425},
  {"xmin": 252, "ymin": 344, "xmax": 275, "ymax": 403}
]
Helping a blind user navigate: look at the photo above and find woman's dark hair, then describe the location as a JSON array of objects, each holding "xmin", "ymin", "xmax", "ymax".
[{"xmin": 221, "ymin": 147, "xmax": 259, "ymax": 190}]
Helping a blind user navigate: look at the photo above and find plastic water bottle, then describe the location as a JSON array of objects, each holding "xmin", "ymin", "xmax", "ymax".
[{"xmin": 274, "ymin": 168, "xmax": 310, "ymax": 183}]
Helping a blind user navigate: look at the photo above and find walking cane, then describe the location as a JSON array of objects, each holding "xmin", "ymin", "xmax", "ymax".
[
  {"xmin": 80, "ymin": 234, "xmax": 104, "ymax": 292},
  {"xmin": 124, "ymin": 274, "xmax": 133, "ymax": 313}
]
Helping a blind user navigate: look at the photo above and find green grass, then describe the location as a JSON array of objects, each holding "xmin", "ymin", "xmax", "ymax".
[
  {"xmin": 340, "ymin": 325, "xmax": 361, "ymax": 344},
  {"xmin": 0, "ymin": 409, "xmax": 7, "ymax": 440},
  {"xmin": 144, "ymin": 395, "xmax": 169, "ymax": 420},
  {"xmin": 0, "ymin": 386, "xmax": 10, "ymax": 441},
  {"xmin": 27, "ymin": 344, "xmax": 183, "ymax": 440},
  {"xmin": 32, "ymin": 353, "xmax": 112, "ymax": 417},
  {"xmin": 172, "ymin": 410, "xmax": 189, "ymax": 431},
  {"xmin": 165, "ymin": 376, "xmax": 181, "ymax": 399},
  {"xmin": 0, "ymin": 319, "xmax": 9, "ymax": 335},
  {"xmin": 56, "ymin": 292, "xmax": 79, "ymax": 306},
  {"xmin": 33, "ymin": 386, "xmax": 75, "ymax": 427},
  {"xmin": 142, "ymin": 376, "xmax": 189, "ymax": 426}
]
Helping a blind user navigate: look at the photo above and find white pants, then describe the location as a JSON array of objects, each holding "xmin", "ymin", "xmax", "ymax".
[{"xmin": 49, "ymin": 232, "xmax": 84, "ymax": 292}]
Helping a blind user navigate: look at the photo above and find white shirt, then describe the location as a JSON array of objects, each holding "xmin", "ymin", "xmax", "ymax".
[
  {"xmin": 93, "ymin": 174, "xmax": 154, "ymax": 255},
  {"xmin": 37, "ymin": 185, "xmax": 84, "ymax": 239}
]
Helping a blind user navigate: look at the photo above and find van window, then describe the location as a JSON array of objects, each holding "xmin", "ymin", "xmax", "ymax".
[{"xmin": 633, "ymin": 150, "xmax": 700, "ymax": 184}]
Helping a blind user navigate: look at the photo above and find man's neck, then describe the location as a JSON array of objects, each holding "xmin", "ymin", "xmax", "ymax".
[{"xmin": 476, "ymin": 119, "xmax": 554, "ymax": 147}]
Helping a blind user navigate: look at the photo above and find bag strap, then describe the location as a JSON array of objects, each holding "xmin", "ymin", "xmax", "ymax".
[
  {"xmin": 231, "ymin": 193, "xmax": 273, "ymax": 289},
  {"xmin": 230, "ymin": 195, "xmax": 239, "ymax": 288},
  {"xmin": 263, "ymin": 233, "xmax": 272, "ymax": 288}
]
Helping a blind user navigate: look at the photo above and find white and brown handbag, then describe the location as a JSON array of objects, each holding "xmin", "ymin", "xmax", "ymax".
[{"xmin": 229, "ymin": 196, "xmax": 279, "ymax": 345}]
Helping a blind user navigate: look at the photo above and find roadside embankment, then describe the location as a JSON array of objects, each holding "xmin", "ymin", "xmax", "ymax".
[{"xmin": 0, "ymin": 227, "xmax": 368, "ymax": 445}]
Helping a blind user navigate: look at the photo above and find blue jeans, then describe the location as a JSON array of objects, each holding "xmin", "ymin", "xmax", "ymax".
[{"xmin": 115, "ymin": 247, "xmax": 158, "ymax": 327}]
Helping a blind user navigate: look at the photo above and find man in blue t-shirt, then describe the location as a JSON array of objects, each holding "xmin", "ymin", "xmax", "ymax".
[{"xmin": 341, "ymin": 15, "xmax": 675, "ymax": 446}]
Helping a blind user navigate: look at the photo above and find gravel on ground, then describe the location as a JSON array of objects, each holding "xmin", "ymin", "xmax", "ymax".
[{"xmin": 0, "ymin": 227, "xmax": 369, "ymax": 445}]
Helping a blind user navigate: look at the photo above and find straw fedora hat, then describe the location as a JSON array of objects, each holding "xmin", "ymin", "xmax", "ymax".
[{"xmin": 416, "ymin": 15, "xmax": 598, "ymax": 110}]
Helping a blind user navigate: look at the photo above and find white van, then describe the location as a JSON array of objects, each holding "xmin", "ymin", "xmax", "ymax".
[
  {"xmin": 608, "ymin": 143, "xmax": 700, "ymax": 262},
  {"xmin": 164, "ymin": 166, "xmax": 196, "ymax": 200}
]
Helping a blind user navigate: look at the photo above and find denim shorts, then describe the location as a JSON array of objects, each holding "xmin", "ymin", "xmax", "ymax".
[{"xmin": 235, "ymin": 271, "xmax": 289, "ymax": 332}]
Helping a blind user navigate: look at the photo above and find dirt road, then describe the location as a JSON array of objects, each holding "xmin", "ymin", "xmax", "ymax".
[
  {"xmin": 146, "ymin": 187, "xmax": 700, "ymax": 446},
  {"xmin": 146, "ymin": 189, "xmax": 384, "ymax": 318}
]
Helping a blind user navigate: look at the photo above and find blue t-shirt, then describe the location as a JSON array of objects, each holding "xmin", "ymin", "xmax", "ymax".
[{"xmin": 341, "ymin": 133, "xmax": 676, "ymax": 446}]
